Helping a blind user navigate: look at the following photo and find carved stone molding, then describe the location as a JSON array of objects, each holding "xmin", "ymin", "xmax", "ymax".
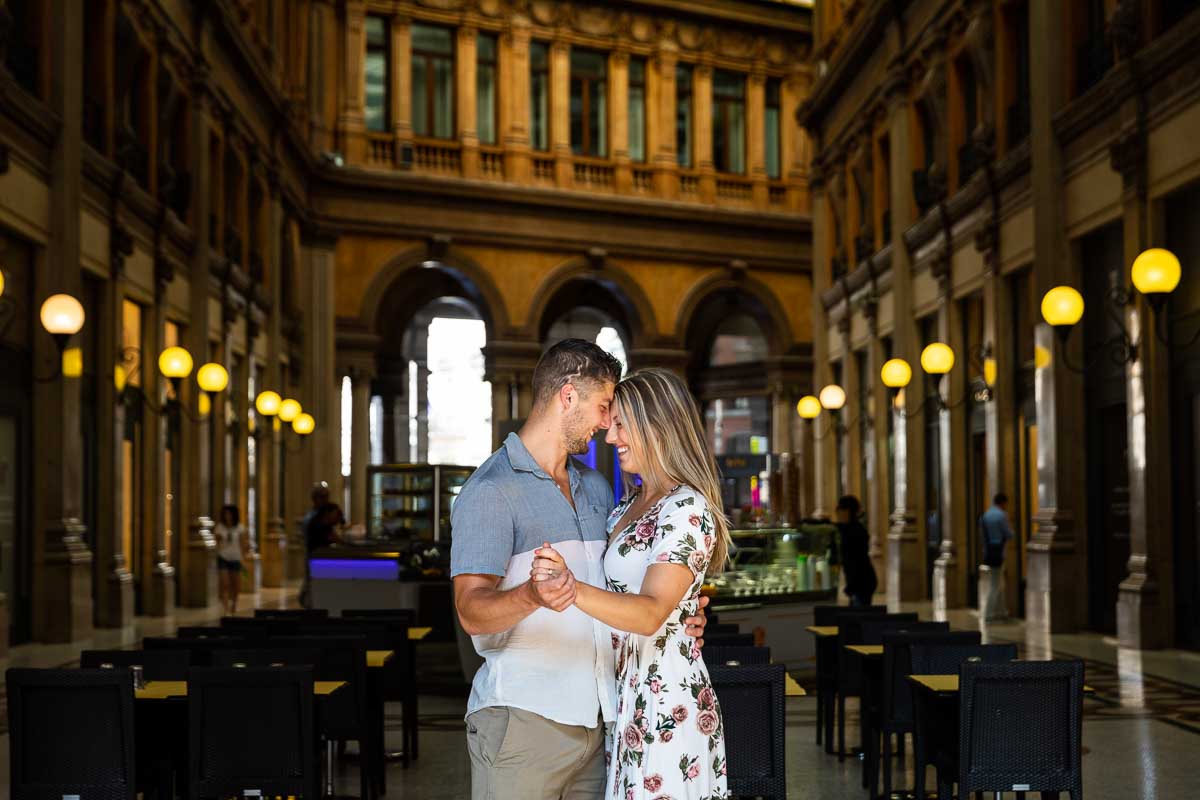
[
  {"xmin": 110, "ymin": 225, "xmax": 135, "ymax": 278},
  {"xmin": 1109, "ymin": 125, "xmax": 1147, "ymax": 195}
]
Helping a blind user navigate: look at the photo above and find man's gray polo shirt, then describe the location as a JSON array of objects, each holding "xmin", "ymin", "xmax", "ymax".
[{"xmin": 451, "ymin": 432, "xmax": 617, "ymax": 728}]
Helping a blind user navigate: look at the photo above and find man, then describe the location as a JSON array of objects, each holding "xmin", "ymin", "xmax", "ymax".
[
  {"xmin": 978, "ymin": 492, "xmax": 1015, "ymax": 621},
  {"xmin": 451, "ymin": 339, "xmax": 709, "ymax": 800},
  {"xmin": 299, "ymin": 481, "xmax": 329, "ymax": 608}
]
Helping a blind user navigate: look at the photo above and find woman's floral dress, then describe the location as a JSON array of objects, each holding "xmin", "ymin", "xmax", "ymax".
[{"xmin": 603, "ymin": 485, "xmax": 729, "ymax": 800}]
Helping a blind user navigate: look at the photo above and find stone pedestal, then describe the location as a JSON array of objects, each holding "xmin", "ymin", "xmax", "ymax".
[
  {"xmin": 142, "ymin": 561, "xmax": 176, "ymax": 618},
  {"xmin": 96, "ymin": 562, "xmax": 134, "ymax": 629},
  {"xmin": 179, "ymin": 518, "xmax": 217, "ymax": 608},
  {"xmin": 978, "ymin": 564, "xmax": 1007, "ymax": 621},
  {"xmin": 261, "ymin": 518, "xmax": 288, "ymax": 588}
]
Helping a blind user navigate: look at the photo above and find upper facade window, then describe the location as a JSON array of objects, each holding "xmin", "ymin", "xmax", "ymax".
[
  {"xmin": 570, "ymin": 49, "xmax": 607, "ymax": 158},
  {"xmin": 412, "ymin": 23, "xmax": 455, "ymax": 139},
  {"xmin": 477, "ymin": 33, "xmax": 498, "ymax": 145},
  {"xmin": 530, "ymin": 41, "xmax": 550, "ymax": 151},
  {"xmin": 765, "ymin": 78, "xmax": 781, "ymax": 180},
  {"xmin": 677, "ymin": 64, "xmax": 694, "ymax": 168},
  {"xmin": 713, "ymin": 70, "xmax": 746, "ymax": 174},
  {"xmin": 628, "ymin": 58, "xmax": 647, "ymax": 163},
  {"xmin": 365, "ymin": 16, "xmax": 389, "ymax": 133}
]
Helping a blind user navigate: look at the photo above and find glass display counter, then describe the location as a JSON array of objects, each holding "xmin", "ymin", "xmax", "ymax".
[
  {"xmin": 706, "ymin": 522, "xmax": 840, "ymax": 670},
  {"xmin": 366, "ymin": 463, "xmax": 474, "ymax": 543}
]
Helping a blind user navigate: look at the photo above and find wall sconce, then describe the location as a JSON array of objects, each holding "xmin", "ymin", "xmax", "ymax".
[
  {"xmin": 28, "ymin": 293, "xmax": 87, "ymax": 382},
  {"xmin": 1041, "ymin": 247, "xmax": 1193, "ymax": 371},
  {"xmin": 881, "ymin": 340, "xmax": 992, "ymax": 416},
  {"xmin": 797, "ymin": 384, "xmax": 859, "ymax": 440}
]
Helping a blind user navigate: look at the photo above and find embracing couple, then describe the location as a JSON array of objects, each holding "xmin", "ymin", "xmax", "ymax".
[{"xmin": 451, "ymin": 339, "xmax": 731, "ymax": 800}]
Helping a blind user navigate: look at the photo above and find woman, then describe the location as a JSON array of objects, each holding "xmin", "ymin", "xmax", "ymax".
[
  {"xmin": 213, "ymin": 504, "xmax": 247, "ymax": 615},
  {"xmin": 835, "ymin": 495, "xmax": 877, "ymax": 607},
  {"xmin": 533, "ymin": 368, "xmax": 731, "ymax": 800}
]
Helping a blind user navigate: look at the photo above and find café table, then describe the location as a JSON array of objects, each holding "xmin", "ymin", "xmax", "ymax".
[
  {"xmin": 135, "ymin": 679, "xmax": 345, "ymax": 700},
  {"xmin": 907, "ymin": 674, "xmax": 1095, "ymax": 798},
  {"xmin": 785, "ymin": 673, "xmax": 806, "ymax": 697},
  {"xmin": 807, "ymin": 625, "xmax": 840, "ymax": 750},
  {"xmin": 843, "ymin": 644, "xmax": 885, "ymax": 790}
]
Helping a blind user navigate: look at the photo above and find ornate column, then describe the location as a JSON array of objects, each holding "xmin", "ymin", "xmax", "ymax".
[
  {"xmin": 178, "ymin": 59, "xmax": 217, "ymax": 608},
  {"xmin": 457, "ymin": 25, "xmax": 480, "ymax": 178},
  {"xmin": 259, "ymin": 173, "xmax": 289, "ymax": 589},
  {"xmin": 650, "ymin": 43, "xmax": 679, "ymax": 198},
  {"xmin": 340, "ymin": 0, "xmax": 367, "ymax": 163},
  {"xmin": 747, "ymin": 68, "xmax": 768, "ymax": 209},
  {"xmin": 140, "ymin": 274, "xmax": 174, "ymax": 617},
  {"xmin": 933, "ymin": 270, "xmax": 968, "ymax": 615},
  {"xmin": 1026, "ymin": 0, "xmax": 1086, "ymax": 634},
  {"xmin": 349, "ymin": 364, "xmax": 374, "ymax": 525},
  {"xmin": 482, "ymin": 339, "xmax": 542, "ymax": 449},
  {"xmin": 883, "ymin": 65, "xmax": 925, "ymax": 605},
  {"xmin": 865, "ymin": 300, "xmax": 890, "ymax": 591},
  {"xmin": 310, "ymin": 0, "xmax": 339, "ymax": 153},
  {"xmin": 391, "ymin": 15, "xmax": 413, "ymax": 163},
  {"xmin": 502, "ymin": 17, "xmax": 532, "ymax": 182},
  {"xmin": 841, "ymin": 320, "xmax": 862, "ymax": 499},
  {"xmin": 1111, "ymin": 118, "xmax": 1173, "ymax": 648},
  {"xmin": 808, "ymin": 158, "xmax": 836, "ymax": 520},
  {"xmin": 610, "ymin": 49, "xmax": 632, "ymax": 194},
  {"xmin": 694, "ymin": 64, "xmax": 715, "ymax": 204},
  {"xmin": 783, "ymin": 66, "xmax": 812, "ymax": 213},
  {"xmin": 550, "ymin": 40, "xmax": 571, "ymax": 188}
]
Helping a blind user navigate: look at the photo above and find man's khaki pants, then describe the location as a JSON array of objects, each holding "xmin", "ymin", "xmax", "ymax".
[{"xmin": 466, "ymin": 707, "xmax": 606, "ymax": 800}]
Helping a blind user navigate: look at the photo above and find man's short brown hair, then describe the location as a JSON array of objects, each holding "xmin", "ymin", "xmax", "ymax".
[{"xmin": 532, "ymin": 339, "xmax": 623, "ymax": 405}]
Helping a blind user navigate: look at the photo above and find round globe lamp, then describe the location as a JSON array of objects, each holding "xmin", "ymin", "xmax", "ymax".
[
  {"xmin": 255, "ymin": 390, "xmax": 282, "ymax": 417},
  {"xmin": 198, "ymin": 392, "xmax": 211, "ymax": 418},
  {"xmin": 1131, "ymin": 248, "xmax": 1181, "ymax": 313},
  {"xmin": 279, "ymin": 398, "xmax": 302, "ymax": 423},
  {"xmin": 1041, "ymin": 286, "xmax": 1085, "ymax": 329},
  {"xmin": 293, "ymin": 413, "xmax": 316, "ymax": 436},
  {"xmin": 920, "ymin": 343, "xmax": 955, "ymax": 375},
  {"xmin": 818, "ymin": 384, "xmax": 846, "ymax": 411},
  {"xmin": 880, "ymin": 358, "xmax": 913, "ymax": 390},
  {"xmin": 40, "ymin": 293, "xmax": 85, "ymax": 351},
  {"xmin": 196, "ymin": 362, "xmax": 229, "ymax": 394},
  {"xmin": 158, "ymin": 347, "xmax": 193, "ymax": 380},
  {"xmin": 796, "ymin": 395, "xmax": 821, "ymax": 420}
]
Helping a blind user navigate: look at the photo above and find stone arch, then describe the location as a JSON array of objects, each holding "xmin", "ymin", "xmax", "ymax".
[
  {"xmin": 359, "ymin": 241, "xmax": 512, "ymax": 345},
  {"xmin": 527, "ymin": 257, "xmax": 658, "ymax": 350},
  {"xmin": 675, "ymin": 271, "xmax": 795, "ymax": 365}
]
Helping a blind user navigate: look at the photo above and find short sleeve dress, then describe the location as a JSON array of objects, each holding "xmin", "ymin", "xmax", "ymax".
[{"xmin": 603, "ymin": 485, "xmax": 729, "ymax": 800}]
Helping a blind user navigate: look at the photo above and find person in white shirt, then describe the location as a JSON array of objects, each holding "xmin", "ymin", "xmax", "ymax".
[{"xmin": 213, "ymin": 504, "xmax": 248, "ymax": 615}]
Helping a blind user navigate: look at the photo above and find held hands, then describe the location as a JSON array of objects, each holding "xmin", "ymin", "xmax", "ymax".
[{"xmin": 528, "ymin": 542, "xmax": 576, "ymax": 612}]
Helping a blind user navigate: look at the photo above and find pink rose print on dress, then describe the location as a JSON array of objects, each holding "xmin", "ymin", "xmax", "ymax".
[
  {"xmin": 689, "ymin": 514, "xmax": 702, "ymax": 528},
  {"xmin": 656, "ymin": 552, "xmax": 670, "ymax": 562},
  {"xmin": 635, "ymin": 517, "xmax": 657, "ymax": 542},
  {"xmin": 697, "ymin": 709, "xmax": 719, "ymax": 736},
  {"xmin": 625, "ymin": 789, "xmax": 634, "ymax": 800},
  {"xmin": 671, "ymin": 704, "xmax": 689, "ymax": 723},
  {"xmin": 687, "ymin": 763, "xmax": 701, "ymax": 780},
  {"xmin": 660, "ymin": 729, "xmax": 673, "ymax": 743},
  {"xmin": 704, "ymin": 534, "xmax": 713, "ymax": 551},
  {"xmin": 612, "ymin": 633, "xmax": 620, "ymax": 650},
  {"xmin": 644, "ymin": 774, "xmax": 664, "ymax": 793},
  {"xmin": 697, "ymin": 686, "xmax": 717, "ymax": 709},
  {"xmin": 689, "ymin": 640, "xmax": 702, "ymax": 661},
  {"xmin": 688, "ymin": 550, "xmax": 707, "ymax": 575},
  {"xmin": 623, "ymin": 723, "xmax": 644, "ymax": 752},
  {"xmin": 649, "ymin": 678, "xmax": 662, "ymax": 694}
]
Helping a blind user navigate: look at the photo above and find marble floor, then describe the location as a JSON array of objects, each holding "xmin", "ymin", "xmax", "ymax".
[{"xmin": 2, "ymin": 589, "xmax": 1198, "ymax": 798}]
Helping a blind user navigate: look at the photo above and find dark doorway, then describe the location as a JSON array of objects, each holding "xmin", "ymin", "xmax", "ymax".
[{"xmin": 1081, "ymin": 222, "xmax": 1130, "ymax": 635}]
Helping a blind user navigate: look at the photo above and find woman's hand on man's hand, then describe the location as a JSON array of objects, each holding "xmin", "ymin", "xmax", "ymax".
[{"xmin": 528, "ymin": 543, "xmax": 576, "ymax": 612}]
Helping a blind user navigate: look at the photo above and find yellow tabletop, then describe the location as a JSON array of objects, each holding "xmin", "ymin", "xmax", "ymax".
[
  {"xmin": 367, "ymin": 650, "xmax": 394, "ymax": 668},
  {"xmin": 909, "ymin": 674, "xmax": 1096, "ymax": 695},
  {"xmin": 136, "ymin": 680, "xmax": 345, "ymax": 699},
  {"xmin": 845, "ymin": 644, "xmax": 884, "ymax": 657},
  {"xmin": 409, "ymin": 626, "xmax": 433, "ymax": 641},
  {"xmin": 806, "ymin": 626, "xmax": 839, "ymax": 637},
  {"xmin": 784, "ymin": 673, "xmax": 806, "ymax": 697}
]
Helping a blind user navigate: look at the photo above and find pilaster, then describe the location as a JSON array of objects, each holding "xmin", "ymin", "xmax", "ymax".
[{"xmin": 457, "ymin": 26, "xmax": 480, "ymax": 178}]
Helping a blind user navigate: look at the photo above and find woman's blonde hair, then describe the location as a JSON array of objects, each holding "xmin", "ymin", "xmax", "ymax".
[{"xmin": 613, "ymin": 368, "xmax": 731, "ymax": 575}]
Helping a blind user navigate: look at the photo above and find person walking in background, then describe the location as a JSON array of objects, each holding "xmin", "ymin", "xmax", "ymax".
[
  {"xmin": 978, "ymin": 493, "xmax": 1015, "ymax": 620},
  {"xmin": 835, "ymin": 495, "xmax": 877, "ymax": 607},
  {"xmin": 299, "ymin": 482, "xmax": 330, "ymax": 608},
  {"xmin": 213, "ymin": 504, "xmax": 248, "ymax": 616}
]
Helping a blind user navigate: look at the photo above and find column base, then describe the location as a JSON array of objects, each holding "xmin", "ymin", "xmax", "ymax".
[
  {"xmin": 932, "ymin": 546, "xmax": 966, "ymax": 616},
  {"xmin": 241, "ymin": 551, "xmax": 263, "ymax": 595},
  {"xmin": 287, "ymin": 520, "xmax": 307, "ymax": 584},
  {"xmin": 886, "ymin": 515, "xmax": 924, "ymax": 607},
  {"xmin": 261, "ymin": 518, "xmax": 289, "ymax": 588},
  {"xmin": 39, "ymin": 519, "xmax": 94, "ymax": 643},
  {"xmin": 141, "ymin": 560, "xmax": 176, "ymax": 618},
  {"xmin": 1117, "ymin": 573, "xmax": 1168, "ymax": 650},
  {"xmin": 178, "ymin": 517, "xmax": 217, "ymax": 608},
  {"xmin": 1025, "ymin": 508, "xmax": 1083, "ymax": 633},
  {"xmin": 95, "ymin": 562, "xmax": 135, "ymax": 629}
]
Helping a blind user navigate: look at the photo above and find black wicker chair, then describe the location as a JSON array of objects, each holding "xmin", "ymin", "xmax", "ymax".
[
  {"xmin": 709, "ymin": 662, "xmax": 787, "ymax": 800},
  {"xmin": 7, "ymin": 668, "xmax": 137, "ymax": 800},
  {"xmin": 341, "ymin": 607, "xmax": 418, "ymax": 625},
  {"xmin": 876, "ymin": 630, "xmax": 982, "ymax": 798},
  {"xmin": 812, "ymin": 605, "xmax": 887, "ymax": 749},
  {"xmin": 337, "ymin": 612, "xmax": 423, "ymax": 765},
  {"xmin": 910, "ymin": 642, "xmax": 1019, "ymax": 799},
  {"xmin": 143, "ymin": 635, "xmax": 247, "ymax": 666},
  {"xmin": 704, "ymin": 632, "xmax": 756, "ymax": 648},
  {"xmin": 271, "ymin": 634, "xmax": 373, "ymax": 799},
  {"xmin": 704, "ymin": 644, "xmax": 771, "ymax": 666},
  {"xmin": 187, "ymin": 666, "xmax": 317, "ymax": 800},
  {"xmin": 255, "ymin": 607, "xmax": 330, "ymax": 619},
  {"xmin": 834, "ymin": 612, "xmax": 918, "ymax": 760},
  {"xmin": 938, "ymin": 660, "xmax": 1084, "ymax": 800},
  {"xmin": 80, "ymin": 648, "xmax": 191, "ymax": 680},
  {"xmin": 176, "ymin": 625, "xmax": 228, "ymax": 639}
]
